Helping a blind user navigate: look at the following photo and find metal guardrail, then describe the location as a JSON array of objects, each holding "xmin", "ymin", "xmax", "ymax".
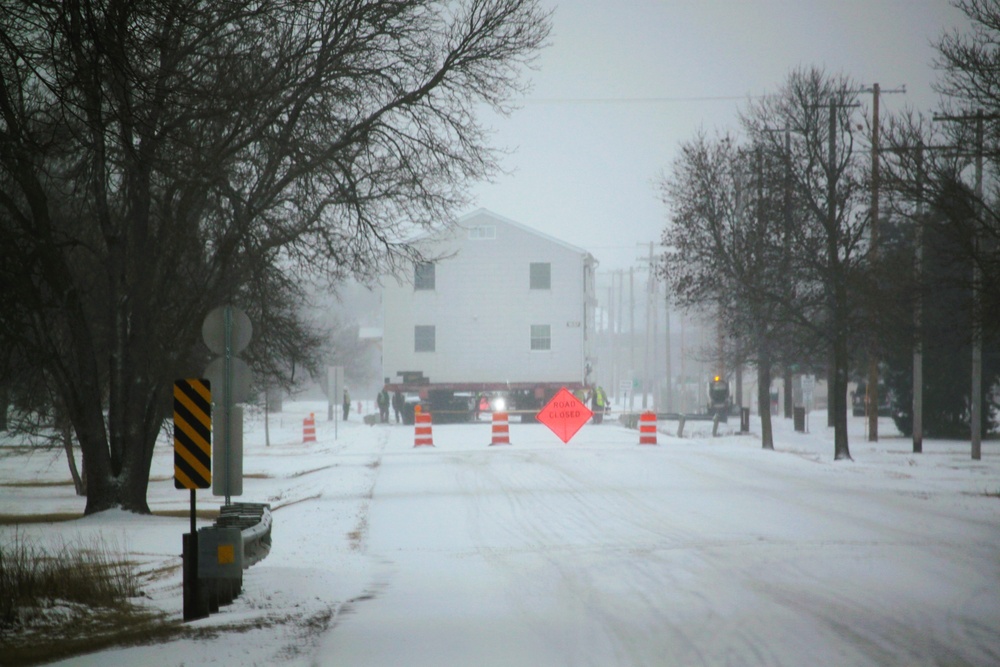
[
  {"xmin": 215, "ymin": 502, "xmax": 272, "ymax": 568},
  {"xmin": 186, "ymin": 502, "xmax": 271, "ymax": 621},
  {"xmin": 618, "ymin": 411, "xmax": 727, "ymax": 437}
]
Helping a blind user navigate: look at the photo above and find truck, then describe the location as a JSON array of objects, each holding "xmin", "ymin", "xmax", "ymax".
[
  {"xmin": 381, "ymin": 209, "xmax": 599, "ymax": 423},
  {"xmin": 706, "ymin": 375, "xmax": 732, "ymax": 421}
]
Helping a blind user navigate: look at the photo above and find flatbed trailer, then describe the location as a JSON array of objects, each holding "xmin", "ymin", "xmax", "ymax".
[{"xmin": 386, "ymin": 380, "xmax": 587, "ymax": 424}]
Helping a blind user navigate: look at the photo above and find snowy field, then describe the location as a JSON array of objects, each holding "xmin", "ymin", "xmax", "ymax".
[{"xmin": 2, "ymin": 401, "xmax": 999, "ymax": 666}]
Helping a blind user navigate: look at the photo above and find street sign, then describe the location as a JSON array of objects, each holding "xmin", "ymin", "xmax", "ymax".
[
  {"xmin": 174, "ymin": 379, "xmax": 211, "ymax": 489},
  {"xmin": 213, "ymin": 405, "xmax": 243, "ymax": 497},
  {"xmin": 202, "ymin": 306, "xmax": 252, "ymax": 356},
  {"xmin": 201, "ymin": 304, "xmax": 252, "ymax": 503},
  {"xmin": 537, "ymin": 387, "xmax": 593, "ymax": 443},
  {"xmin": 327, "ymin": 366, "xmax": 344, "ymax": 429},
  {"xmin": 203, "ymin": 356, "xmax": 253, "ymax": 405}
]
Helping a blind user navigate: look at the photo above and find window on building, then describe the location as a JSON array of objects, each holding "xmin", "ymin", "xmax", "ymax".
[
  {"xmin": 468, "ymin": 225, "xmax": 496, "ymax": 240},
  {"xmin": 530, "ymin": 324, "xmax": 551, "ymax": 351},
  {"xmin": 529, "ymin": 262, "xmax": 551, "ymax": 290},
  {"xmin": 414, "ymin": 262, "xmax": 435, "ymax": 290},
  {"xmin": 415, "ymin": 325, "xmax": 436, "ymax": 352}
]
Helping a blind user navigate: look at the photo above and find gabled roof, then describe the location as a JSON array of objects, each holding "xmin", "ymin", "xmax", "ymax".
[{"xmin": 455, "ymin": 208, "xmax": 594, "ymax": 259}]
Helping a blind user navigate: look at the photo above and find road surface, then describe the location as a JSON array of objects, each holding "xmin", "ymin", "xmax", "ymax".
[{"xmin": 295, "ymin": 421, "xmax": 1000, "ymax": 666}]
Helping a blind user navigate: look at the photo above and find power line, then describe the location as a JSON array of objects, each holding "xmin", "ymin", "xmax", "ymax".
[{"xmin": 523, "ymin": 94, "xmax": 773, "ymax": 105}]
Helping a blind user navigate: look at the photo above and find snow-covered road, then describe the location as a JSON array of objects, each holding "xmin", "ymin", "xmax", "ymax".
[
  {"xmin": 7, "ymin": 404, "xmax": 999, "ymax": 666},
  {"xmin": 305, "ymin": 421, "xmax": 999, "ymax": 666}
]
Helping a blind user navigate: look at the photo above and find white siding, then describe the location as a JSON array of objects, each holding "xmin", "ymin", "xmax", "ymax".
[{"xmin": 382, "ymin": 210, "xmax": 596, "ymax": 385}]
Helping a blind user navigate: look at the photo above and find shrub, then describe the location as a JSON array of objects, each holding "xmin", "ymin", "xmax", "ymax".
[{"xmin": 0, "ymin": 531, "xmax": 140, "ymax": 634}]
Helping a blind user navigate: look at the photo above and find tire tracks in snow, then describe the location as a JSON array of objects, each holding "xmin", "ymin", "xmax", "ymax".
[
  {"xmin": 448, "ymin": 443, "xmax": 1000, "ymax": 666},
  {"xmin": 452, "ymin": 447, "xmax": 767, "ymax": 666}
]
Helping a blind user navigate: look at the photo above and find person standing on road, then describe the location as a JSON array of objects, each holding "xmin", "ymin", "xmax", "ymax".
[
  {"xmin": 343, "ymin": 388, "xmax": 351, "ymax": 421},
  {"xmin": 377, "ymin": 387, "xmax": 390, "ymax": 423},
  {"xmin": 591, "ymin": 385, "xmax": 608, "ymax": 424},
  {"xmin": 392, "ymin": 390, "xmax": 404, "ymax": 423}
]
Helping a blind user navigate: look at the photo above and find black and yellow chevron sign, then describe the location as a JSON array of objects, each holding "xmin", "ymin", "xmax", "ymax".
[{"xmin": 174, "ymin": 379, "xmax": 212, "ymax": 489}]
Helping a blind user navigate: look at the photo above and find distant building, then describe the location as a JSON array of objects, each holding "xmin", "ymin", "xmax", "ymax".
[{"xmin": 381, "ymin": 209, "xmax": 598, "ymax": 408}]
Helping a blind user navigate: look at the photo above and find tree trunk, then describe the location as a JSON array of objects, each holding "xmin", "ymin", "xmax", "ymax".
[
  {"xmin": 757, "ymin": 344, "xmax": 774, "ymax": 450},
  {"xmin": 832, "ymin": 276, "xmax": 853, "ymax": 460},
  {"xmin": 827, "ymin": 355, "xmax": 836, "ymax": 428},
  {"xmin": 0, "ymin": 382, "xmax": 8, "ymax": 432},
  {"xmin": 61, "ymin": 418, "xmax": 86, "ymax": 496},
  {"xmin": 80, "ymin": 450, "xmax": 154, "ymax": 514},
  {"xmin": 783, "ymin": 368, "xmax": 792, "ymax": 419},
  {"xmin": 832, "ymin": 329, "xmax": 852, "ymax": 460}
]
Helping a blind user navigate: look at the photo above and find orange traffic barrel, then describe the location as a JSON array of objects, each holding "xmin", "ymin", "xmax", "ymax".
[
  {"xmin": 639, "ymin": 411, "xmax": 657, "ymax": 445},
  {"xmin": 414, "ymin": 411, "xmax": 434, "ymax": 447},
  {"xmin": 490, "ymin": 411, "xmax": 511, "ymax": 446},
  {"xmin": 303, "ymin": 413, "xmax": 317, "ymax": 443}
]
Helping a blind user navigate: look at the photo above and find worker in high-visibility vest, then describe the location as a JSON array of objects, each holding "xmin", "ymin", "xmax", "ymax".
[{"xmin": 591, "ymin": 385, "xmax": 608, "ymax": 424}]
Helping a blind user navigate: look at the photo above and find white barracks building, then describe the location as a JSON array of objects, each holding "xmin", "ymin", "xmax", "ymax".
[{"xmin": 381, "ymin": 209, "xmax": 598, "ymax": 420}]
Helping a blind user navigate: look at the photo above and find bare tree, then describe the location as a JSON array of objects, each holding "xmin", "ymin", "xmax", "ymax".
[
  {"xmin": 875, "ymin": 0, "xmax": 1000, "ymax": 446},
  {"xmin": 0, "ymin": 0, "xmax": 550, "ymax": 513},
  {"xmin": 742, "ymin": 68, "xmax": 871, "ymax": 461},
  {"xmin": 925, "ymin": 0, "xmax": 1000, "ymax": 337},
  {"xmin": 659, "ymin": 132, "xmax": 792, "ymax": 450}
]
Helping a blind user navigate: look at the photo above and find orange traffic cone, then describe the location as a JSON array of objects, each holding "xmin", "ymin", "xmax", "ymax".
[
  {"xmin": 414, "ymin": 411, "xmax": 434, "ymax": 447},
  {"xmin": 303, "ymin": 413, "xmax": 317, "ymax": 443},
  {"xmin": 490, "ymin": 411, "xmax": 511, "ymax": 446},
  {"xmin": 639, "ymin": 411, "xmax": 657, "ymax": 445}
]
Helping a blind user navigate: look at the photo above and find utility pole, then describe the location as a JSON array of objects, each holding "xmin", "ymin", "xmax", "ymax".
[
  {"xmin": 827, "ymin": 98, "xmax": 844, "ymax": 428},
  {"xmin": 934, "ymin": 109, "xmax": 998, "ymax": 460},
  {"xmin": 859, "ymin": 83, "xmax": 905, "ymax": 442},
  {"xmin": 778, "ymin": 128, "xmax": 791, "ymax": 419},
  {"xmin": 882, "ymin": 137, "xmax": 959, "ymax": 454},
  {"xmin": 680, "ymin": 315, "xmax": 686, "ymax": 412},
  {"xmin": 817, "ymin": 96, "xmax": 859, "ymax": 439},
  {"xmin": 882, "ymin": 138, "xmax": 926, "ymax": 453},
  {"xmin": 629, "ymin": 267, "xmax": 635, "ymax": 411},
  {"xmin": 664, "ymin": 282, "xmax": 673, "ymax": 412},
  {"xmin": 868, "ymin": 84, "xmax": 883, "ymax": 442},
  {"xmin": 615, "ymin": 269, "xmax": 620, "ymax": 404},
  {"xmin": 763, "ymin": 125, "xmax": 796, "ymax": 419},
  {"xmin": 827, "ymin": 98, "xmax": 837, "ymax": 429},
  {"xmin": 913, "ymin": 142, "xmax": 925, "ymax": 454},
  {"xmin": 606, "ymin": 277, "xmax": 615, "ymax": 394},
  {"xmin": 649, "ymin": 243, "xmax": 659, "ymax": 410},
  {"xmin": 635, "ymin": 242, "xmax": 659, "ymax": 410}
]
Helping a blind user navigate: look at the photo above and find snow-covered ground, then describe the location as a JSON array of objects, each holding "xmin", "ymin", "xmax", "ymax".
[{"xmin": 2, "ymin": 402, "xmax": 999, "ymax": 666}]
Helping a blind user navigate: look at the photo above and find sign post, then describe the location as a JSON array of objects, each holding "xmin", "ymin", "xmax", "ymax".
[
  {"xmin": 202, "ymin": 305, "xmax": 252, "ymax": 503},
  {"xmin": 173, "ymin": 378, "xmax": 212, "ymax": 621},
  {"xmin": 327, "ymin": 366, "xmax": 344, "ymax": 438},
  {"xmin": 537, "ymin": 388, "xmax": 593, "ymax": 443}
]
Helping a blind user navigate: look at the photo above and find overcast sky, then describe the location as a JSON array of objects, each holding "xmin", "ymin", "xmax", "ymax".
[{"xmin": 470, "ymin": 0, "xmax": 970, "ymax": 272}]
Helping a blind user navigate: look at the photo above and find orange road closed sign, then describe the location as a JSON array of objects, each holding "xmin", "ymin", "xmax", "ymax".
[{"xmin": 537, "ymin": 387, "xmax": 593, "ymax": 443}]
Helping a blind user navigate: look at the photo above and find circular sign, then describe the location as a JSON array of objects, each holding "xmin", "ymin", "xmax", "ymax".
[{"xmin": 202, "ymin": 305, "xmax": 252, "ymax": 356}]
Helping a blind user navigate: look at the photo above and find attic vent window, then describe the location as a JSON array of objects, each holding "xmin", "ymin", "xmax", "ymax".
[{"xmin": 468, "ymin": 225, "xmax": 496, "ymax": 240}]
